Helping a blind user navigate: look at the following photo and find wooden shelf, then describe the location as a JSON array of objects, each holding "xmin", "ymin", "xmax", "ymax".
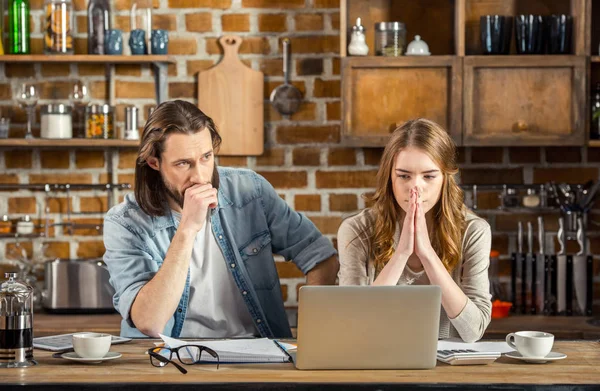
[
  {"xmin": 465, "ymin": 55, "xmax": 583, "ymax": 66},
  {"xmin": 588, "ymin": 140, "xmax": 600, "ymax": 147},
  {"xmin": 342, "ymin": 55, "xmax": 458, "ymax": 67},
  {"xmin": 592, "ymin": 56, "xmax": 600, "ymax": 63},
  {"xmin": 0, "ymin": 54, "xmax": 176, "ymax": 64},
  {"xmin": 0, "ymin": 139, "xmax": 139, "ymax": 148}
]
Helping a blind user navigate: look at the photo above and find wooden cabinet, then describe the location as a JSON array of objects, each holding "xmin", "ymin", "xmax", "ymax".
[
  {"xmin": 340, "ymin": 0, "xmax": 591, "ymax": 147},
  {"xmin": 463, "ymin": 56, "xmax": 586, "ymax": 146},
  {"xmin": 342, "ymin": 56, "xmax": 462, "ymax": 146}
]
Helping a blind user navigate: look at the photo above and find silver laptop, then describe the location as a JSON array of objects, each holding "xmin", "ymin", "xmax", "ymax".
[{"xmin": 295, "ymin": 285, "xmax": 441, "ymax": 370}]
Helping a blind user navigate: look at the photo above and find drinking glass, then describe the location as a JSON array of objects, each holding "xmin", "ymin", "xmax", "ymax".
[{"xmin": 16, "ymin": 83, "xmax": 39, "ymax": 139}]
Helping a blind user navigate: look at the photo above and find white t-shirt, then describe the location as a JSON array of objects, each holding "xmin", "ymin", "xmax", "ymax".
[{"xmin": 173, "ymin": 211, "xmax": 258, "ymax": 338}]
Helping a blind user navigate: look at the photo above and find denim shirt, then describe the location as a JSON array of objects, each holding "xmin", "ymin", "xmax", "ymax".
[{"xmin": 103, "ymin": 167, "xmax": 336, "ymax": 339}]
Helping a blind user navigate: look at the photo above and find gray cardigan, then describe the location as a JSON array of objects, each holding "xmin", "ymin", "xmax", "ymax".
[{"xmin": 337, "ymin": 208, "xmax": 492, "ymax": 343}]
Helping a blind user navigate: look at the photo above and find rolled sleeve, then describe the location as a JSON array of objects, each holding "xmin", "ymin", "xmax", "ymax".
[
  {"xmin": 103, "ymin": 217, "xmax": 157, "ymax": 328},
  {"xmin": 257, "ymin": 173, "xmax": 337, "ymax": 274},
  {"xmin": 449, "ymin": 218, "xmax": 493, "ymax": 342}
]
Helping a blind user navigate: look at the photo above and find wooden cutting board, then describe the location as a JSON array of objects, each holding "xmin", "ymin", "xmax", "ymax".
[{"xmin": 197, "ymin": 35, "xmax": 264, "ymax": 156}]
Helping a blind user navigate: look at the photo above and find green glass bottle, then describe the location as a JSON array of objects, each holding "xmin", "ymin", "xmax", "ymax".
[{"xmin": 8, "ymin": 0, "xmax": 30, "ymax": 54}]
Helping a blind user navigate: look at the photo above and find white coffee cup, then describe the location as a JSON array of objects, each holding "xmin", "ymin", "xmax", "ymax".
[
  {"xmin": 506, "ymin": 331, "xmax": 554, "ymax": 358},
  {"xmin": 72, "ymin": 332, "xmax": 112, "ymax": 358}
]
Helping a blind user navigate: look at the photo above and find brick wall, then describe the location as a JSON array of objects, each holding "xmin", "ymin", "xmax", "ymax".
[{"xmin": 1, "ymin": 0, "xmax": 599, "ymax": 311}]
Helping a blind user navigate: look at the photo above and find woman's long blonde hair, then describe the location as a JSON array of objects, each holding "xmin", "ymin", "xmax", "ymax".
[{"xmin": 366, "ymin": 118, "xmax": 466, "ymax": 273}]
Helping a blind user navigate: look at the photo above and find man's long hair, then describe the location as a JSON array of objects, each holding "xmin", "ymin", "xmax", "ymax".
[{"xmin": 135, "ymin": 100, "xmax": 222, "ymax": 216}]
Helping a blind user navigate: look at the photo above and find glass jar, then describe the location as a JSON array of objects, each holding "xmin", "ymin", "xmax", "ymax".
[
  {"xmin": 16, "ymin": 215, "xmax": 34, "ymax": 235},
  {"xmin": 502, "ymin": 187, "xmax": 519, "ymax": 208},
  {"xmin": 522, "ymin": 188, "xmax": 540, "ymax": 208},
  {"xmin": 43, "ymin": 0, "xmax": 74, "ymax": 54},
  {"xmin": 41, "ymin": 104, "xmax": 72, "ymax": 139},
  {"xmin": 0, "ymin": 215, "xmax": 12, "ymax": 234},
  {"xmin": 375, "ymin": 22, "xmax": 406, "ymax": 56},
  {"xmin": 85, "ymin": 104, "xmax": 115, "ymax": 139}
]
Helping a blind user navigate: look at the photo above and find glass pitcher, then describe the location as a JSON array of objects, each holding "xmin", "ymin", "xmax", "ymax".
[{"xmin": 0, "ymin": 272, "xmax": 37, "ymax": 367}]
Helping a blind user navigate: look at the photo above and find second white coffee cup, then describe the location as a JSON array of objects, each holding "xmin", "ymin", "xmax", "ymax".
[
  {"xmin": 72, "ymin": 332, "xmax": 112, "ymax": 358},
  {"xmin": 506, "ymin": 331, "xmax": 554, "ymax": 358}
]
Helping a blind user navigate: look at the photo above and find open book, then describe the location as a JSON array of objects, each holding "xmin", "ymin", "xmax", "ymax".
[{"xmin": 159, "ymin": 334, "xmax": 291, "ymax": 364}]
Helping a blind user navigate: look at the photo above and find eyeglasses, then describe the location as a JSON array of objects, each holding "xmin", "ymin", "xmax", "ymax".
[{"xmin": 147, "ymin": 345, "xmax": 220, "ymax": 375}]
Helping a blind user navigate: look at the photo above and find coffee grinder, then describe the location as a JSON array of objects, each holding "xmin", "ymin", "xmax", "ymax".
[{"xmin": 0, "ymin": 273, "xmax": 36, "ymax": 367}]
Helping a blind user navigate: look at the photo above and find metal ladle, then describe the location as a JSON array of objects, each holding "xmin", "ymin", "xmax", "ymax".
[{"xmin": 270, "ymin": 38, "xmax": 302, "ymax": 116}]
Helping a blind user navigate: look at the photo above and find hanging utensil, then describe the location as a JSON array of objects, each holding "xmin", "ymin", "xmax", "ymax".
[
  {"xmin": 270, "ymin": 38, "xmax": 303, "ymax": 116},
  {"xmin": 573, "ymin": 216, "xmax": 587, "ymax": 315},
  {"xmin": 533, "ymin": 216, "xmax": 545, "ymax": 314},
  {"xmin": 525, "ymin": 221, "xmax": 533, "ymax": 314},
  {"xmin": 557, "ymin": 217, "xmax": 567, "ymax": 314},
  {"xmin": 582, "ymin": 180, "xmax": 600, "ymax": 212},
  {"xmin": 511, "ymin": 221, "xmax": 524, "ymax": 313}
]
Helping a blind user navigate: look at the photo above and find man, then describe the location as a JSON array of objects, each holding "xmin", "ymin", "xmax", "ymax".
[{"xmin": 103, "ymin": 100, "xmax": 338, "ymax": 338}]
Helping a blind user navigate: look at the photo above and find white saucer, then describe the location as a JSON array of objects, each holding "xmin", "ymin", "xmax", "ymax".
[
  {"xmin": 505, "ymin": 351, "xmax": 567, "ymax": 364},
  {"xmin": 61, "ymin": 351, "xmax": 122, "ymax": 364}
]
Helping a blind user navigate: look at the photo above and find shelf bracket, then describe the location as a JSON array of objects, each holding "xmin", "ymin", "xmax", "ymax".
[{"xmin": 153, "ymin": 63, "xmax": 168, "ymax": 104}]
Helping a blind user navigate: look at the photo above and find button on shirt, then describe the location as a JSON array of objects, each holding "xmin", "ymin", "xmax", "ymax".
[{"xmin": 172, "ymin": 211, "xmax": 258, "ymax": 338}]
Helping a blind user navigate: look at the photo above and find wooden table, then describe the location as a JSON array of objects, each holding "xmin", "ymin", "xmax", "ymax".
[{"xmin": 3, "ymin": 340, "xmax": 600, "ymax": 390}]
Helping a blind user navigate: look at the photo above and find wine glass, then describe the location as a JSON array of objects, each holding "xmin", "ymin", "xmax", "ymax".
[
  {"xmin": 69, "ymin": 81, "xmax": 89, "ymax": 138},
  {"xmin": 16, "ymin": 83, "xmax": 39, "ymax": 139},
  {"xmin": 69, "ymin": 80, "xmax": 88, "ymax": 104}
]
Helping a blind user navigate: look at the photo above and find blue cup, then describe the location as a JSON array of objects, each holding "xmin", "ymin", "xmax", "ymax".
[
  {"xmin": 151, "ymin": 29, "xmax": 169, "ymax": 54},
  {"xmin": 104, "ymin": 29, "xmax": 123, "ymax": 55},
  {"xmin": 129, "ymin": 29, "xmax": 147, "ymax": 55}
]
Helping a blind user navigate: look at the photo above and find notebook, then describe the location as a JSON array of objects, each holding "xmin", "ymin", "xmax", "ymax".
[{"xmin": 159, "ymin": 334, "xmax": 291, "ymax": 364}]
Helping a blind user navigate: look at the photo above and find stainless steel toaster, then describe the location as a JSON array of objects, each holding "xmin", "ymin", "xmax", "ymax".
[{"xmin": 42, "ymin": 258, "xmax": 116, "ymax": 314}]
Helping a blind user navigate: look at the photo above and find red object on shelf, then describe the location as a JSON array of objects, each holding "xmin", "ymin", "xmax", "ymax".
[{"xmin": 491, "ymin": 300, "xmax": 512, "ymax": 319}]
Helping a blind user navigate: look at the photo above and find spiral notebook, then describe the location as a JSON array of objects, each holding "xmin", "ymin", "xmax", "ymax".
[{"xmin": 159, "ymin": 334, "xmax": 291, "ymax": 364}]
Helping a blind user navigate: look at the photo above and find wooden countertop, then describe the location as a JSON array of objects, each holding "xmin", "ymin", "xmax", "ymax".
[
  {"xmin": 4, "ymin": 340, "xmax": 600, "ymax": 388},
  {"xmin": 34, "ymin": 313, "xmax": 600, "ymax": 340}
]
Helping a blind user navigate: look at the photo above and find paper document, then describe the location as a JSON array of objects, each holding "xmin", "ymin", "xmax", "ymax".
[
  {"xmin": 437, "ymin": 338, "xmax": 515, "ymax": 354},
  {"xmin": 159, "ymin": 334, "xmax": 291, "ymax": 363}
]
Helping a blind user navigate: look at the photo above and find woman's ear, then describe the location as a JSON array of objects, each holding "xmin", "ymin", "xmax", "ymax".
[{"xmin": 146, "ymin": 156, "xmax": 160, "ymax": 171}]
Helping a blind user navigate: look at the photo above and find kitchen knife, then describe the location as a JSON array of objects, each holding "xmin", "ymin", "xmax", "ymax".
[
  {"xmin": 557, "ymin": 217, "xmax": 566, "ymax": 315},
  {"xmin": 533, "ymin": 216, "xmax": 546, "ymax": 314},
  {"xmin": 573, "ymin": 216, "xmax": 587, "ymax": 315},
  {"xmin": 527, "ymin": 221, "xmax": 534, "ymax": 314}
]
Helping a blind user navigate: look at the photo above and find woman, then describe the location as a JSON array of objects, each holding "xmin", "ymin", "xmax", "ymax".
[{"xmin": 337, "ymin": 118, "xmax": 491, "ymax": 343}]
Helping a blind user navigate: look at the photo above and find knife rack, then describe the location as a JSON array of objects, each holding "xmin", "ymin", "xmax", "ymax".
[{"xmin": 509, "ymin": 215, "xmax": 594, "ymax": 318}]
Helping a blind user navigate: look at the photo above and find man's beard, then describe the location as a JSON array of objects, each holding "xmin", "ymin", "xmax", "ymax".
[{"xmin": 160, "ymin": 170, "xmax": 215, "ymax": 210}]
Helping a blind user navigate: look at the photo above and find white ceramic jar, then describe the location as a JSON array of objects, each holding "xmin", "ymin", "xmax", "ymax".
[
  {"xmin": 41, "ymin": 104, "xmax": 73, "ymax": 139},
  {"xmin": 406, "ymin": 35, "xmax": 431, "ymax": 56}
]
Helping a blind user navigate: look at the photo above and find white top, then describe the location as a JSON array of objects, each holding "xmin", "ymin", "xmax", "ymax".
[{"xmin": 173, "ymin": 211, "xmax": 258, "ymax": 338}]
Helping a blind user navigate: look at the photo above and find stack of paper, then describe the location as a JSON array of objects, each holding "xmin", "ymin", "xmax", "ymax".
[{"xmin": 159, "ymin": 334, "xmax": 291, "ymax": 364}]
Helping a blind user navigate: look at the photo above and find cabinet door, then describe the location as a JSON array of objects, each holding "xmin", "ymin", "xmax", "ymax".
[
  {"xmin": 463, "ymin": 56, "xmax": 586, "ymax": 146},
  {"xmin": 341, "ymin": 56, "xmax": 462, "ymax": 147}
]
